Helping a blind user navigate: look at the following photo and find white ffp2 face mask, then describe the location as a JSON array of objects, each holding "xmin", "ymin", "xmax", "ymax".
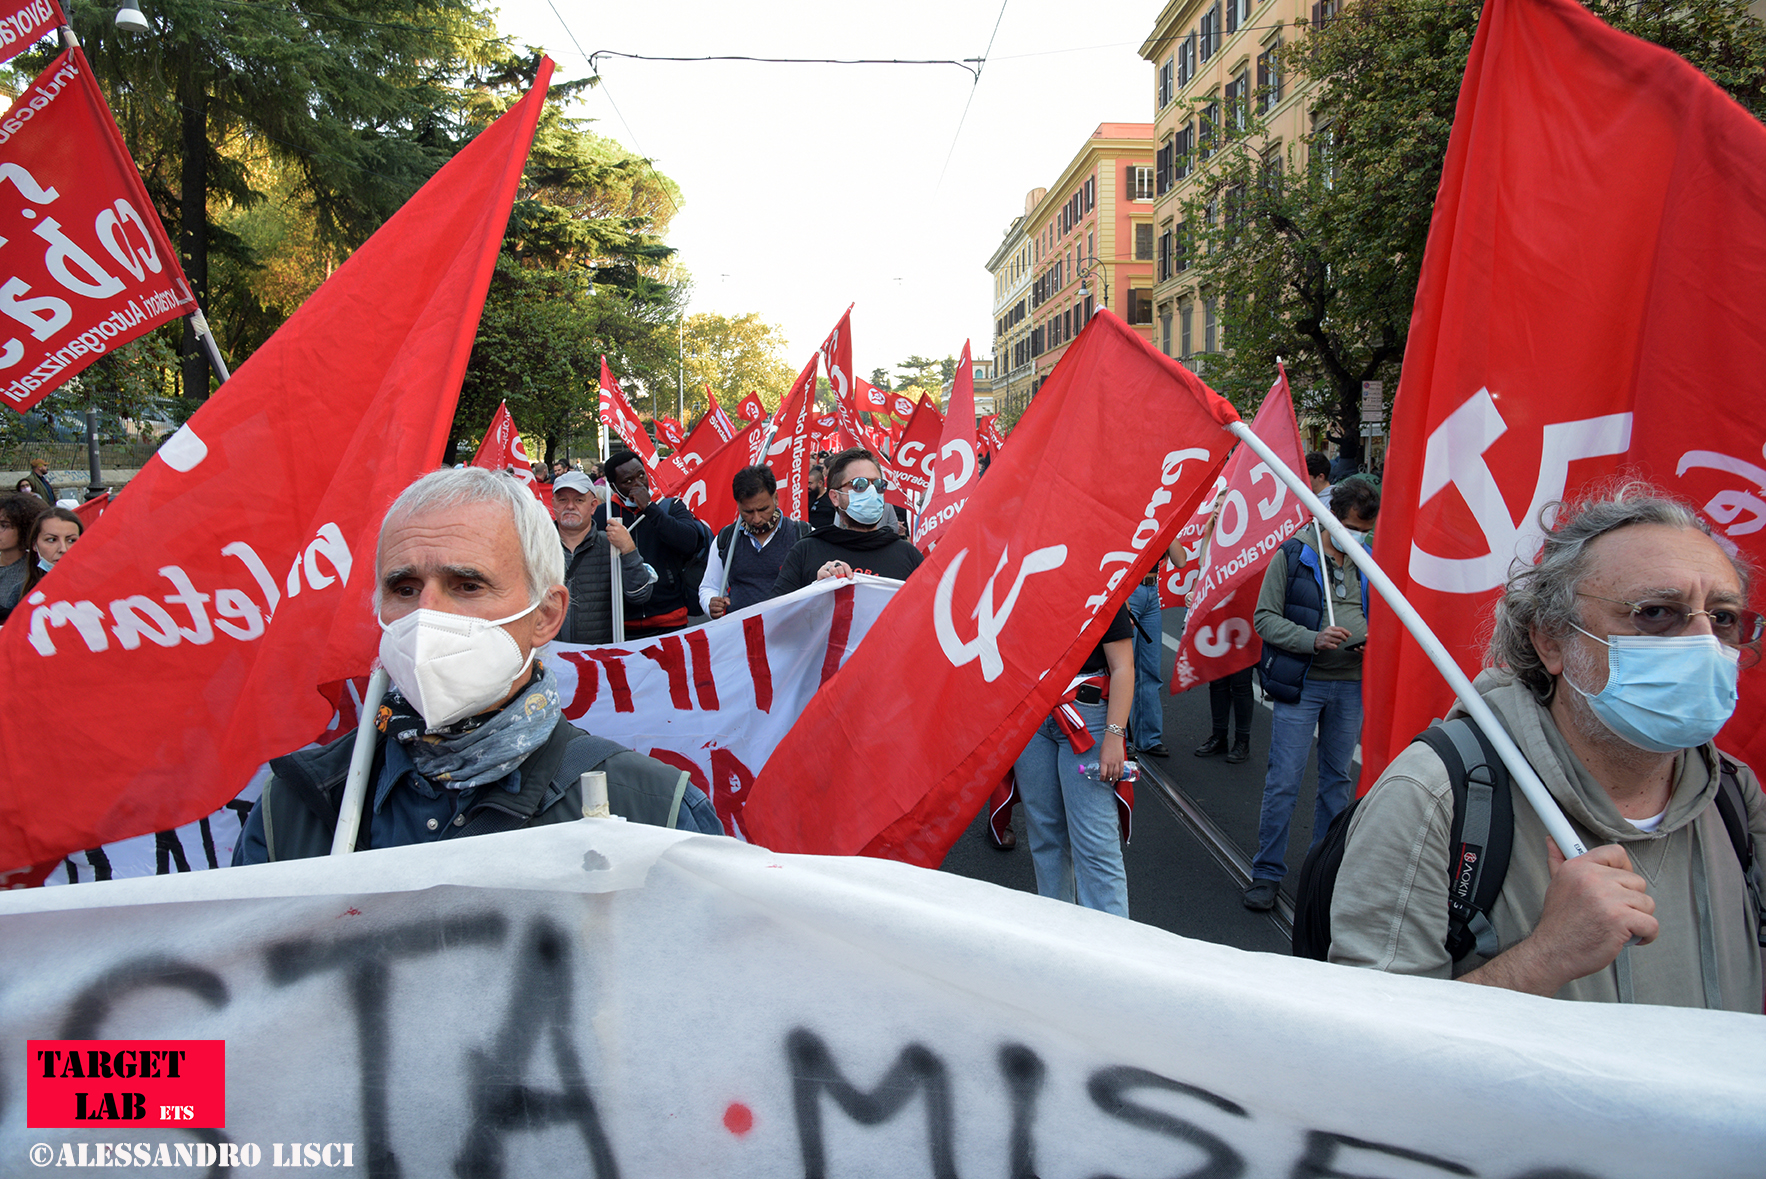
[{"xmin": 377, "ymin": 600, "xmax": 540, "ymax": 731}]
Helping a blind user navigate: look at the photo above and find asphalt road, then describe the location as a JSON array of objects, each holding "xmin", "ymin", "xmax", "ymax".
[{"xmin": 939, "ymin": 604, "xmax": 1356, "ymax": 958}]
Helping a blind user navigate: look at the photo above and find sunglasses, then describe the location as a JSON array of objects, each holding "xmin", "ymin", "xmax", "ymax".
[
  {"xmin": 837, "ymin": 476, "xmax": 889, "ymax": 494},
  {"xmin": 1577, "ymin": 592, "xmax": 1765, "ymax": 662}
]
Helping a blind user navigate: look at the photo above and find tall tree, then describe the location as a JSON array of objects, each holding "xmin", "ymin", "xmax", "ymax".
[
  {"xmin": 1179, "ymin": 0, "xmax": 1766, "ymax": 466},
  {"xmin": 678, "ymin": 311, "xmax": 797, "ymax": 420},
  {"xmin": 60, "ymin": 0, "xmax": 499, "ymax": 401}
]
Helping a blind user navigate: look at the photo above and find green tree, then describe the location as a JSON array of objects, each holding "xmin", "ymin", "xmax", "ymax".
[
  {"xmin": 869, "ymin": 367, "xmax": 893, "ymax": 392},
  {"xmin": 61, "ymin": 0, "xmax": 500, "ymax": 401},
  {"xmin": 1181, "ymin": 0, "xmax": 1766, "ymax": 465},
  {"xmin": 679, "ymin": 311, "xmax": 797, "ymax": 421}
]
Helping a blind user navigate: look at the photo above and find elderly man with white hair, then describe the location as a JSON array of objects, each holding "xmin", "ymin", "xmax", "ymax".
[{"xmin": 234, "ymin": 467, "xmax": 721, "ymax": 864}]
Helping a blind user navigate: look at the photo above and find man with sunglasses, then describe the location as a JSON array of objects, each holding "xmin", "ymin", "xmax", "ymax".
[
  {"xmin": 1329, "ymin": 486, "xmax": 1766, "ymax": 1009},
  {"xmin": 768, "ymin": 447, "xmax": 923, "ymax": 598}
]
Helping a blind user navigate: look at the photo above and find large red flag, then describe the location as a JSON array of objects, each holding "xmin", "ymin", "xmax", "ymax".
[
  {"xmin": 743, "ymin": 313, "xmax": 1237, "ymax": 864},
  {"xmin": 854, "ymin": 374, "xmax": 890, "ymax": 413},
  {"xmin": 736, "ymin": 392, "xmax": 766, "ymax": 425},
  {"xmin": 819, "ymin": 303, "xmax": 874, "ymax": 448},
  {"xmin": 656, "ymin": 402, "xmax": 739, "ymax": 494},
  {"xmin": 911, "ymin": 340, "xmax": 979, "ymax": 551},
  {"xmin": 598, "ymin": 357, "xmax": 664, "ymax": 484},
  {"xmin": 705, "ymin": 390, "xmax": 737, "ymax": 443},
  {"xmin": 1363, "ymin": 0, "xmax": 1766, "ymax": 788},
  {"xmin": 1170, "ymin": 367, "xmax": 1310, "ymax": 693},
  {"xmin": 674, "ymin": 420, "xmax": 766, "ymax": 535},
  {"xmin": 0, "ymin": 60, "xmax": 555, "ymax": 880},
  {"xmin": 0, "ymin": 46, "xmax": 196, "ymax": 412}
]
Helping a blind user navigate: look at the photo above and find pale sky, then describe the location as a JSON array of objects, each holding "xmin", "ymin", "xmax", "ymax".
[{"xmin": 494, "ymin": 0, "xmax": 1157, "ymax": 385}]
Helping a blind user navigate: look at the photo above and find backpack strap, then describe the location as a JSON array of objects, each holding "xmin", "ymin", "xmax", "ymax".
[
  {"xmin": 716, "ymin": 522, "xmax": 737, "ymax": 564},
  {"xmin": 1712, "ymin": 754, "xmax": 1766, "ymax": 948},
  {"xmin": 1415, "ymin": 716, "xmax": 1514, "ymax": 963}
]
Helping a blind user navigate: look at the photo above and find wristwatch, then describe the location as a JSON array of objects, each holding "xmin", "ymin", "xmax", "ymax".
[{"xmin": 1104, "ymin": 724, "xmax": 1128, "ymax": 738}]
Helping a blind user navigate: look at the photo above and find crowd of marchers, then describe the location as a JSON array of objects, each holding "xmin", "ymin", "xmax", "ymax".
[{"xmin": 109, "ymin": 436, "xmax": 1762, "ymax": 1013}]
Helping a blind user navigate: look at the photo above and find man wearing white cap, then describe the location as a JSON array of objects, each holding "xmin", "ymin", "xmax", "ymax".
[{"xmin": 553, "ymin": 469, "xmax": 655, "ymax": 645}]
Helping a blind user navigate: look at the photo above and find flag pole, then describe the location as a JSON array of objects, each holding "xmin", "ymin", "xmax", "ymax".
[
  {"xmin": 1224, "ymin": 419, "xmax": 1590, "ymax": 860},
  {"xmin": 330, "ymin": 667, "xmax": 391, "ymax": 855},
  {"xmin": 609, "ymin": 501, "xmax": 625, "ymax": 643},
  {"xmin": 1314, "ymin": 520, "xmax": 1337, "ymax": 629}
]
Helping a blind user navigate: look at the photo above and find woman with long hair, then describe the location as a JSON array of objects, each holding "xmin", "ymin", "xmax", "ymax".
[{"xmin": 21, "ymin": 505, "xmax": 81, "ymax": 598}]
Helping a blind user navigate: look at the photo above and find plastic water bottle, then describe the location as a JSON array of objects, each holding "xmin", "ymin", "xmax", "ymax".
[{"xmin": 1078, "ymin": 759, "xmax": 1140, "ymax": 784}]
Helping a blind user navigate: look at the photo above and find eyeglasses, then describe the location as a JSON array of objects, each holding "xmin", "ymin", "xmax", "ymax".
[
  {"xmin": 1577, "ymin": 592, "xmax": 1765, "ymax": 655},
  {"xmin": 836, "ymin": 476, "xmax": 889, "ymax": 494}
]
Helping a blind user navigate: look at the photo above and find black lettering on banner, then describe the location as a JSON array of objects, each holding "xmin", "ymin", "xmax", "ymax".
[
  {"xmin": 787, "ymin": 1028, "xmax": 959, "ymax": 1179},
  {"xmin": 56, "ymin": 956, "xmax": 232, "ymax": 1179},
  {"xmin": 1291, "ymin": 1130, "xmax": 1474, "ymax": 1178},
  {"xmin": 452, "ymin": 918, "xmax": 620, "ymax": 1179},
  {"xmin": 999, "ymin": 1043, "xmax": 1045, "ymax": 1179},
  {"xmin": 1086, "ymin": 1065, "xmax": 1249, "ymax": 1179},
  {"xmin": 267, "ymin": 912, "xmax": 508, "ymax": 1179}
]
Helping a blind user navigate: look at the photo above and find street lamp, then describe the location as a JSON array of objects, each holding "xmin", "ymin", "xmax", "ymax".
[
  {"xmin": 1076, "ymin": 258, "xmax": 1110, "ymax": 319},
  {"xmin": 115, "ymin": 1, "xmax": 150, "ymax": 33}
]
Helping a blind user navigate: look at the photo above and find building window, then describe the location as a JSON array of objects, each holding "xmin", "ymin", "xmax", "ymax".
[
  {"xmin": 1199, "ymin": 3, "xmax": 1221, "ymax": 62},
  {"xmin": 1134, "ymin": 222, "xmax": 1154, "ymax": 261},
  {"xmin": 1175, "ymin": 123, "xmax": 1194, "ymax": 181},
  {"xmin": 1228, "ymin": 0, "xmax": 1251, "ymax": 35},
  {"xmin": 1087, "ymin": 230, "xmax": 1094, "ymax": 262},
  {"xmin": 1175, "ymin": 221, "xmax": 1189, "ymax": 272},
  {"xmin": 1199, "ymin": 100, "xmax": 1219, "ymax": 161},
  {"xmin": 1203, "ymin": 298, "xmax": 1217, "ymax": 352},
  {"xmin": 1128, "ymin": 289, "xmax": 1154, "ymax": 326},
  {"xmin": 1085, "ymin": 175, "xmax": 1095, "ymax": 210},
  {"xmin": 1158, "ymin": 57, "xmax": 1175, "ymax": 107},
  {"xmin": 1180, "ymin": 32, "xmax": 1197, "ymax": 87},
  {"xmin": 1180, "ymin": 302, "xmax": 1193, "ymax": 356},
  {"xmin": 1258, "ymin": 38, "xmax": 1283, "ymax": 113},
  {"xmin": 1134, "ymin": 164, "xmax": 1156, "ymax": 201},
  {"xmin": 1160, "ymin": 304, "xmax": 1173, "ymax": 355},
  {"xmin": 1158, "ymin": 226, "xmax": 1172, "ymax": 281},
  {"xmin": 1311, "ymin": 0, "xmax": 1342, "ymax": 28},
  {"xmin": 1227, "ymin": 71, "xmax": 1250, "ymax": 134}
]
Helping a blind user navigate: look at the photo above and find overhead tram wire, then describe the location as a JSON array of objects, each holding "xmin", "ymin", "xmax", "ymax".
[
  {"xmin": 586, "ymin": 50, "xmax": 983, "ymax": 80},
  {"xmin": 934, "ymin": 0, "xmax": 1012, "ymax": 193}
]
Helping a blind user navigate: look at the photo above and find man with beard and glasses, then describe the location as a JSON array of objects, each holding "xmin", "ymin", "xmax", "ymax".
[
  {"xmin": 700, "ymin": 465, "xmax": 811, "ymax": 618},
  {"xmin": 232, "ymin": 467, "xmax": 721, "ymax": 864},
  {"xmin": 1330, "ymin": 484, "xmax": 1766, "ymax": 1009},
  {"xmin": 768, "ymin": 447, "xmax": 923, "ymax": 598}
]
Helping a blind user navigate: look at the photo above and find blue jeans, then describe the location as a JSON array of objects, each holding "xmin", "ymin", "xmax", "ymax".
[
  {"xmin": 1128, "ymin": 581, "xmax": 1162, "ymax": 748},
  {"xmin": 1251, "ymin": 677, "xmax": 1362, "ymax": 882},
  {"xmin": 1013, "ymin": 700, "xmax": 1129, "ymax": 918}
]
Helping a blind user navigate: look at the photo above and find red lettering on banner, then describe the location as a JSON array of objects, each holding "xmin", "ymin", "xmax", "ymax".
[
  {"xmin": 685, "ymin": 628, "xmax": 720, "ymax": 711},
  {"xmin": 819, "ymin": 584, "xmax": 855, "ymax": 684},
  {"xmin": 710, "ymin": 746, "xmax": 756, "ymax": 837},
  {"xmin": 556, "ymin": 651, "xmax": 599, "ymax": 717},
  {"xmin": 567, "ymin": 649, "xmax": 635, "ymax": 713},
  {"xmin": 640, "ymin": 636, "xmax": 693, "ymax": 710},
  {"xmin": 743, "ymin": 615, "xmax": 773, "ymax": 712}
]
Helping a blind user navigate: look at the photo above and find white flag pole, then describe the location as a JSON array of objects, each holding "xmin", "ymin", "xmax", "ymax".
[
  {"xmin": 330, "ymin": 667, "xmax": 391, "ymax": 856},
  {"xmin": 1314, "ymin": 519, "xmax": 1337, "ymax": 629},
  {"xmin": 610, "ymin": 507, "xmax": 625, "ymax": 644},
  {"xmin": 1224, "ymin": 419, "xmax": 1589, "ymax": 860},
  {"xmin": 721, "ymin": 418, "xmax": 783, "ymax": 599}
]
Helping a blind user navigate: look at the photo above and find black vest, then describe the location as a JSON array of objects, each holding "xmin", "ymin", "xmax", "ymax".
[{"xmin": 719, "ymin": 518, "xmax": 806, "ymax": 611}]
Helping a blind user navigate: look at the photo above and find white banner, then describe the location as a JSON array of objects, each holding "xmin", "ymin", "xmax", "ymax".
[
  {"xmin": 2, "ymin": 820, "xmax": 1759, "ymax": 1176},
  {"xmin": 42, "ymin": 577, "xmax": 898, "ymax": 882}
]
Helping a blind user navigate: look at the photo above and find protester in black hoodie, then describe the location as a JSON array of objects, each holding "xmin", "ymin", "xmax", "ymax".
[{"xmin": 770, "ymin": 447, "xmax": 923, "ymax": 597}]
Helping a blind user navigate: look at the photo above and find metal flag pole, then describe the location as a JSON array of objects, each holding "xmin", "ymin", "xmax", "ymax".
[
  {"xmin": 1224, "ymin": 419, "xmax": 1589, "ymax": 860},
  {"xmin": 609, "ymin": 500, "xmax": 625, "ymax": 643},
  {"xmin": 330, "ymin": 667, "xmax": 391, "ymax": 855},
  {"xmin": 719, "ymin": 417, "xmax": 783, "ymax": 600}
]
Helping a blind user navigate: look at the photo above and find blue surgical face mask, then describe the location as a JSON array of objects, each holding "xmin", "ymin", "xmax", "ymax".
[
  {"xmin": 1564, "ymin": 625, "xmax": 1740, "ymax": 753},
  {"xmin": 842, "ymin": 485, "xmax": 886, "ymax": 526}
]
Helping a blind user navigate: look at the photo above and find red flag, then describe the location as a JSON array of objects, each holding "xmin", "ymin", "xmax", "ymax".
[
  {"xmin": 855, "ymin": 374, "xmax": 890, "ymax": 413},
  {"xmin": 656, "ymin": 416, "xmax": 686, "ymax": 450},
  {"xmin": 0, "ymin": 59, "xmax": 555, "ymax": 880},
  {"xmin": 979, "ymin": 414, "xmax": 1007, "ymax": 454},
  {"xmin": 0, "ymin": 2, "xmax": 62, "ymax": 67},
  {"xmin": 881, "ymin": 395, "xmax": 943, "ymax": 507},
  {"xmin": 912, "ymin": 340, "xmax": 979, "ymax": 552},
  {"xmin": 0, "ymin": 46, "xmax": 196, "ymax": 413},
  {"xmin": 468, "ymin": 400, "xmax": 549, "ymax": 508},
  {"xmin": 819, "ymin": 304, "xmax": 874, "ymax": 448},
  {"xmin": 598, "ymin": 357, "xmax": 663, "ymax": 484},
  {"xmin": 1363, "ymin": 0, "xmax": 1766, "ymax": 788},
  {"xmin": 888, "ymin": 391, "xmax": 919, "ymax": 424},
  {"xmin": 705, "ymin": 391, "xmax": 737, "ymax": 443},
  {"xmin": 765, "ymin": 354, "xmax": 819, "ymax": 519},
  {"xmin": 737, "ymin": 392, "xmax": 766, "ymax": 424},
  {"xmin": 743, "ymin": 313, "xmax": 1237, "ymax": 863},
  {"xmin": 674, "ymin": 420, "xmax": 766, "ymax": 535},
  {"xmin": 1170, "ymin": 368, "xmax": 1309, "ymax": 693},
  {"xmin": 656, "ymin": 405, "xmax": 738, "ymax": 493}
]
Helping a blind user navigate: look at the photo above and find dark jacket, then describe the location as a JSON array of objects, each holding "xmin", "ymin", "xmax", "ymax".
[
  {"xmin": 597, "ymin": 496, "xmax": 710, "ymax": 621},
  {"xmin": 807, "ymin": 492, "xmax": 836, "ymax": 531},
  {"xmin": 716, "ymin": 517, "xmax": 811, "ymax": 612},
  {"xmin": 1255, "ymin": 534, "xmax": 1370, "ymax": 704},
  {"xmin": 557, "ymin": 527, "xmax": 653, "ymax": 645},
  {"xmin": 770, "ymin": 525, "xmax": 924, "ymax": 598},
  {"xmin": 232, "ymin": 718, "xmax": 722, "ymax": 864}
]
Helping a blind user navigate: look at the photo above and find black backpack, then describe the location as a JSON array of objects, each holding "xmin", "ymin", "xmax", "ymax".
[{"xmin": 1291, "ymin": 716, "xmax": 1764, "ymax": 961}]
